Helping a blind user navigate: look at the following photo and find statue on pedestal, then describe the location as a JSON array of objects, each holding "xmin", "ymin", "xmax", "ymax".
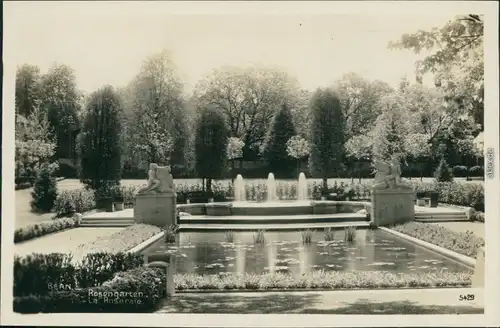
[
  {"xmin": 137, "ymin": 163, "xmax": 175, "ymax": 195},
  {"xmin": 372, "ymin": 158, "xmax": 413, "ymax": 190}
]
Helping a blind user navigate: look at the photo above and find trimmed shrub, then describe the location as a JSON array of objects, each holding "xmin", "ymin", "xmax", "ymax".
[
  {"xmin": 390, "ymin": 221, "xmax": 484, "ymax": 258},
  {"xmin": 13, "ymin": 266, "xmax": 166, "ymax": 313},
  {"xmin": 53, "ymin": 189, "xmax": 96, "ymax": 217},
  {"xmin": 469, "ymin": 165, "xmax": 484, "ymax": 177},
  {"xmin": 452, "ymin": 165, "xmax": 468, "ymax": 178},
  {"xmin": 14, "ymin": 218, "xmax": 77, "ymax": 243},
  {"xmin": 30, "ymin": 163, "xmax": 58, "ymax": 213},
  {"xmin": 14, "ymin": 252, "xmax": 145, "ymax": 297},
  {"xmin": 434, "ymin": 158, "xmax": 453, "ymax": 182}
]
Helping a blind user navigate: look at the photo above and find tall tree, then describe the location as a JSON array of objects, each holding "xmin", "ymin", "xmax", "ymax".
[
  {"xmin": 125, "ymin": 50, "xmax": 186, "ymax": 167},
  {"xmin": 332, "ymin": 73, "xmax": 393, "ymax": 139},
  {"xmin": 79, "ymin": 86, "xmax": 123, "ymax": 190},
  {"xmin": 263, "ymin": 103, "xmax": 297, "ymax": 178},
  {"xmin": 309, "ymin": 89, "xmax": 345, "ymax": 192},
  {"xmin": 15, "ymin": 64, "xmax": 41, "ymax": 117},
  {"xmin": 193, "ymin": 66, "xmax": 301, "ymax": 159},
  {"xmin": 39, "ymin": 64, "xmax": 82, "ymax": 160},
  {"xmin": 195, "ymin": 106, "xmax": 229, "ymax": 192},
  {"xmin": 389, "ymin": 14, "xmax": 484, "ymax": 129},
  {"xmin": 195, "ymin": 106, "xmax": 229, "ymax": 193}
]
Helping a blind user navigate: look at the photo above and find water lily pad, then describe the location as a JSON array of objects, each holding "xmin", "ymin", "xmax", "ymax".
[
  {"xmin": 356, "ymin": 257, "xmax": 366, "ymax": 260},
  {"xmin": 381, "ymin": 247, "xmax": 406, "ymax": 251},
  {"xmin": 367, "ymin": 262, "xmax": 396, "ymax": 267},
  {"xmin": 326, "ymin": 264, "xmax": 342, "ymax": 268},
  {"xmin": 228, "ymin": 263, "xmax": 234, "ymax": 267},
  {"xmin": 418, "ymin": 266, "xmax": 430, "ymax": 269}
]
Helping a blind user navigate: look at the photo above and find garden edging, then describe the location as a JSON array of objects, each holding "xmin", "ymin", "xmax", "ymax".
[
  {"xmin": 379, "ymin": 227, "xmax": 476, "ymax": 268},
  {"xmin": 127, "ymin": 231, "xmax": 165, "ymax": 254}
]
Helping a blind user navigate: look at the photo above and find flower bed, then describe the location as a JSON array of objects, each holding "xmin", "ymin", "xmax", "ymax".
[
  {"xmin": 174, "ymin": 271, "xmax": 471, "ymax": 291},
  {"xmin": 14, "ymin": 217, "xmax": 78, "ymax": 243},
  {"xmin": 72, "ymin": 224, "xmax": 162, "ymax": 255},
  {"xmin": 389, "ymin": 222, "xmax": 484, "ymax": 258},
  {"xmin": 13, "ymin": 266, "xmax": 165, "ymax": 313}
]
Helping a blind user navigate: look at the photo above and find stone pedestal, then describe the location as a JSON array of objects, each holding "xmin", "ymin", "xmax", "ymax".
[
  {"xmin": 370, "ymin": 188, "xmax": 414, "ymax": 226},
  {"xmin": 134, "ymin": 192, "xmax": 176, "ymax": 227}
]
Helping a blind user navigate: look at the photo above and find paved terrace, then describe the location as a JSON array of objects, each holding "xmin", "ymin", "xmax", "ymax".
[{"xmin": 157, "ymin": 287, "xmax": 484, "ymax": 314}]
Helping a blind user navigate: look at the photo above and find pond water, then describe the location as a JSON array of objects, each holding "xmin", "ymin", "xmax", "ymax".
[{"xmin": 143, "ymin": 229, "xmax": 471, "ymax": 275}]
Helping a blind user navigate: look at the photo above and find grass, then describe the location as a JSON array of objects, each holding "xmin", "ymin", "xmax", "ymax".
[
  {"xmin": 164, "ymin": 224, "xmax": 179, "ymax": 243},
  {"xmin": 253, "ymin": 230, "xmax": 266, "ymax": 244},
  {"xmin": 173, "ymin": 270, "xmax": 472, "ymax": 291},
  {"xmin": 390, "ymin": 221, "xmax": 485, "ymax": 258},
  {"xmin": 323, "ymin": 227, "xmax": 336, "ymax": 242},
  {"xmin": 344, "ymin": 226, "xmax": 356, "ymax": 242},
  {"xmin": 301, "ymin": 229, "xmax": 313, "ymax": 244},
  {"xmin": 225, "ymin": 231, "xmax": 235, "ymax": 243}
]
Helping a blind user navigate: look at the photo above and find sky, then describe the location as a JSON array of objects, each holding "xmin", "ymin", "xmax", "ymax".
[{"xmin": 5, "ymin": 2, "xmax": 461, "ymax": 95}]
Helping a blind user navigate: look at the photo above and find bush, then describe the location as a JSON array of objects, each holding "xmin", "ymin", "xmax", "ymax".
[
  {"xmin": 14, "ymin": 252, "xmax": 145, "ymax": 297},
  {"xmin": 30, "ymin": 163, "xmax": 58, "ymax": 213},
  {"xmin": 173, "ymin": 271, "xmax": 471, "ymax": 291},
  {"xmin": 14, "ymin": 218, "xmax": 77, "ymax": 243},
  {"xmin": 56, "ymin": 162, "xmax": 79, "ymax": 178},
  {"xmin": 390, "ymin": 221, "xmax": 484, "ymax": 258},
  {"xmin": 53, "ymin": 189, "xmax": 96, "ymax": 217},
  {"xmin": 469, "ymin": 166, "xmax": 484, "ymax": 177},
  {"xmin": 434, "ymin": 158, "xmax": 453, "ymax": 182},
  {"xmin": 13, "ymin": 266, "xmax": 166, "ymax": 313},
  {"xmin": 452, "ymin": 165, "xmax": 468, "ymax": 178},
  {"xmin": 14, "ymin": 253, "xmax": 77, "ymax": 296},
  {"xmin": 410, "ymin": 181, "xmax": 484, "ymax": 212}
]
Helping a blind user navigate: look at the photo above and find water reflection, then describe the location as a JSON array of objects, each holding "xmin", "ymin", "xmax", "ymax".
[{"xmin": 144, "ymin": 230, "xmax": 470, "ymax": 275}]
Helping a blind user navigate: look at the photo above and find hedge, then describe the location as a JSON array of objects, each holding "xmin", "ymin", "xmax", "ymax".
[
  {"xmin": 14, "ymin": 252, "xmax": 145, "ymax": 297},
  {"xmin": 14, "ymin": 217, "xmax": 78, "ymax": 243},
  {"xmin": 389, "ymin": 221, "xmax": 484, "ymax": 258},
  {"xmin": 14, "ymin": 266, "xmax": 166, "ymax": 313}
]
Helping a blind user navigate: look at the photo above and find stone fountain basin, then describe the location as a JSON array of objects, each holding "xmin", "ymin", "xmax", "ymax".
[{"xmin": 177, "ymin": 200, "xmax": 371, "ymax": 217}]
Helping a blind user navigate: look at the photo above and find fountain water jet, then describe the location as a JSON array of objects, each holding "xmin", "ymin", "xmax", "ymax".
[
  {"xmin": 267, "ymin": 173, "xmax": 277, "ymax": 201},
  {"xmin": 297, "ymin": 172, "xmax": 308, "ymax": 200},
  {"xmin": 234, "ymin": 174, "xmax": 246, "ymax": 202}
]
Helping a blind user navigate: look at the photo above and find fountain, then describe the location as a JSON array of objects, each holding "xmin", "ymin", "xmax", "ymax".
[
  {"xmin": 234, "ymin": 174, "xmax": 246, "ymax": 202},
  {"xmin": 267, "ymin": 173, "xmax": 277, "ymax": 201},
  {"xmin": 297, "ymin": 172, "xmax": 308, "ymax": 201}
]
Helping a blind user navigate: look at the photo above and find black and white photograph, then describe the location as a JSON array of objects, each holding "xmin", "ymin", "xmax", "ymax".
[{"xmin": 2, "ymin": 1, "xmax": 499, "ymax": 326}]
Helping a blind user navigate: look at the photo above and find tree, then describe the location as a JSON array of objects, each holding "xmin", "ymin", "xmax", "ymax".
[
  {"xmin": 332, "ymin": 73, "xmax": 393, "ymax": 139},
  {"xmin": 193, "ymin": 66, "xmax": 301, "ymax": 159},
  {"xmin": 125, "ymin": 50, "xmax": 186, "ymax": 167},
  {"xmin": 344, "ymin": 134, "xmax": 373, "ymax": 182},
  {"xmin": 263, "ymin": 103, "xmax": 297, "ymax": 178},
  {"xmin": 309, "ymin": 89, "xmax": 345, "ymax": 192},
  {"xmin": 434, "ymin": 158, "xmax": 454, "ymax": 182},
  {"xmin": 15, "ymin": 106, "xmax": 57, "ymax": 186},
  {"xmin": 227, "ymin": 137, "xmax": 245, "ymax": 179},
  {"xmin": 195, "ymin": 106, "xmax": 229, "ymax": 193},
  {"xmin": 30, "ymin": 163, "xmax": 58, "ymax": 213},
  {"xmin": 39, "ymin": 64, "xmax": 82, "ymax": 159},
  {"xmin": 371, "ymin": 94, "xmax": 409, "ymax": 164},
  {"xmin": 79, "ymin": 86, "xmax": 123, "ymax": 190},
  {"xmin": 15, "ymin": 64, "xmax": 41, "ymax": 117},
  {"xmin": 389, "ymin": 14, "xmax": 484, "ymax": 129},
  {"xmin": 286, "ymin": 135, "xmax": 310, "ymax": 177}
]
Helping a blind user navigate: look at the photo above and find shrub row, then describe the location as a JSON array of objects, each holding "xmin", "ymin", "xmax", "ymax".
[
  {"xmin": 410, "ymin": 181, "xmax": 484, "ymax": 211},
  {"xmin": 389, "ymin": 221, "xmax": 484, "ymax": 258},
  {"xmin": 14, "ymin": 266, "xmax": 166, "ymax": 313},
  {"xmin": 14, "ymin": 252, "xmax": 145, "ymax": 297},
  {"xmin": 14, "ymin": 217, "xmax": 77, "ymax": 243},
  {"xmin": 173, "ymin": 271, "xmax": 471, "ymax": 291}
]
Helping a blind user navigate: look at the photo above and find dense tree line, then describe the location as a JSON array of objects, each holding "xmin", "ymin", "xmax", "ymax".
[{"xmin": 15, "ymin": 15, "xmax": 484, "ymax": 187}]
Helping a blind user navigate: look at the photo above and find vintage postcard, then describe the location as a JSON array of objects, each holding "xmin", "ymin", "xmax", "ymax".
[{"xmin": 2, "ymin": 1, "xmax": 499, "ymax": 326}]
